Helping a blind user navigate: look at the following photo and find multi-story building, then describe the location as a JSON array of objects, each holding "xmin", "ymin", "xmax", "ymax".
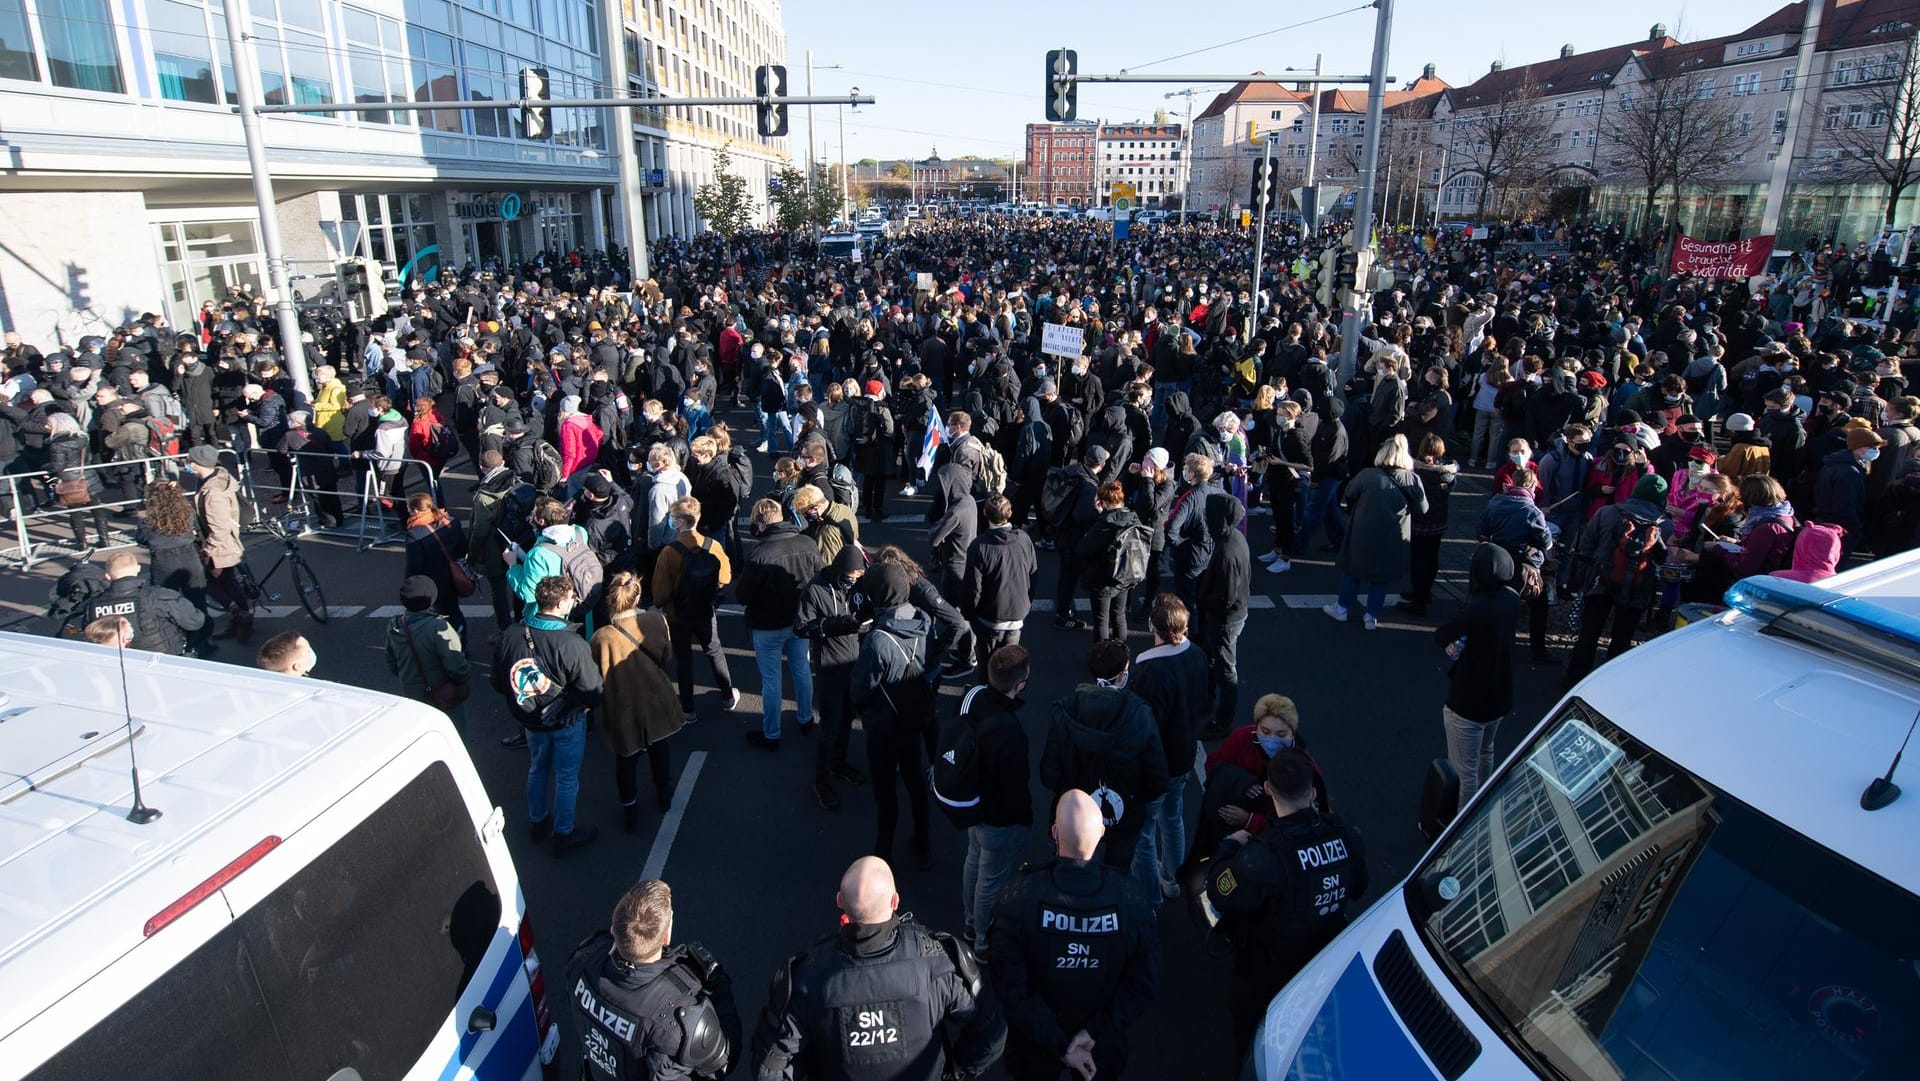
[
  {"xmin": 1434, "ymin": 0, "xmax": 1920, "ymax": 244},
  {"xmin": 1024, "ymin": 121, "xmax": 1097, "ymax": 207},
  {"xmin": 909, "ymin": 150, "xmax": 1012, "ymax": 202},
  {"xmin": 1188, "ymin": 76, "xmax": 1307, "ymax": 214},
  {"xmin": 613, "ymin": 0, "xmax": 787, "ymax": 244},
  {"xmin": 1095, "ymin": 122, "xmax": 1182, "ymax": 207},
  {"xmin": 0, "ymin": 0, "xmax": 789, "ymax": 349}
]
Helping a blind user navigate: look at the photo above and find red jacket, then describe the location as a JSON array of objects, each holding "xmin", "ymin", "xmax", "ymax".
[{"xmin": 1204, "ymin": 724, "xmax": 1331, "ymax": 833}]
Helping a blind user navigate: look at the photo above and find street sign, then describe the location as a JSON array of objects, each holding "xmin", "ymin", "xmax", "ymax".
[
  {"xmin": 1041, "ymin": 321, "xmax": 1083, "ymax": 360},
  {"xmin": 1112, "ymin": 196, "xmax": 1133, "ymax": 213},
  {"xmin": 1113, "ymin": 215, "xmax": 1130, "ymax": 240}
]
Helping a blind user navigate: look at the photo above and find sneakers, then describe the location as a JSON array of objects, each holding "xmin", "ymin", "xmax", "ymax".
[
  {"xmin": 899, "ymin": 483, "xmax": 918, "ymax": 496},
  {"xmin": 500, "ymin": 731, "xmax": 528, "ymax": 749},
  {"xmin": 1322, "ymin": 603, "xmax": 1350, "ymax": 623},
  {"xmin": 1362, "ymin": 614, "xmax": 1379, "ymax": 631},
  {"xmin": 726, "ymin": 688, "xmax": 742, "ymax": 712},
  {"xmin": 1054, "ymin": 616, "xmax": 1087, "ymax": 631},
  {"xmin": 1266, "ymin": 557, "xmax": 1292, "ymax": 574},
  {"xmin": 939, "ymin": 661, "xmax": 976, "ymax": 680},
  {"xmin": 745, "ymin": 731, "xmax": 782, "ymax": 751},
  {"xmin": 814, "ymin": 778, "xmax": 842, "ymax": 811},
  {"xmin": 830, "ymin": 762, "xmax": 869, "ymax": 786},
  {"xmin": 553, "ymin": 826, "xmax": 599, "ymax": 856}
]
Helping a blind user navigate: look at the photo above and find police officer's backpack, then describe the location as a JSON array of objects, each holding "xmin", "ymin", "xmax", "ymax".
[
  {"xmin": 48, "ymin": 558, "xmax": 109, "ymax": 638},
  {"xmin": 932, "ymin": 686, "xmax": 989, "ymax": 828}
]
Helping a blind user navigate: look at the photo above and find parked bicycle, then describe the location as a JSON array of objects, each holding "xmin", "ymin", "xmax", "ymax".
[{"xmin": 236, "ymin": 515, "xmax": 330, "ymax": 623}]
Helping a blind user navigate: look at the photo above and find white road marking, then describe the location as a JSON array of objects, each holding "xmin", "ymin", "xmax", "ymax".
[
  {"xmin": 253, "ymin": 605, "xmax": 298, "ymax": 618},
  {"xmin": 641, "ymin": 750, "xmax": 706, "ymax": 881},
  {"xmin": 324, "ymin": 605, "xmax": 365, "ymax": 618},
  {"xmin": 366, "ymin": 605, "xmax": 406, "ymax": 617},
  {"xmin": 1278, "ymin": 593, "xmax": 1401, "ymax": 609}
]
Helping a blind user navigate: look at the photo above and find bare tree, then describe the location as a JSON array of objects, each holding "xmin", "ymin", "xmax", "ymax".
[
  {"xmin": 1448, "ymin": 76, "xmax": 1557, "ymax": 219},
  {"xmin": 1825, "ymin": 38, "xmax": 1920, "ymax": 226},
  {"xmin": 1605, "ymin": 66, "xmax": 1746, "ymax": 240}
]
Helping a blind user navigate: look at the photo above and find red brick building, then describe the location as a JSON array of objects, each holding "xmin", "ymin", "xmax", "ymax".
[{"xmin": 1024, "ymin": 121, "xmax": 1098, "ymax": 206}]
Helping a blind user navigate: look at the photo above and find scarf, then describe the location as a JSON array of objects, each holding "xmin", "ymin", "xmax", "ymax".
[
  {"xmin": 407, "ymin": 507, "xmax": 451, "ymax": 531},
  {"xmin": 1741, "ymin": 501, "xmax": 1796, "ymax": 536}
]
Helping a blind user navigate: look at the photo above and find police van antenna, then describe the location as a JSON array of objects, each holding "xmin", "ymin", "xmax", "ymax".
[
  {"xmin": 1861, "ymin": 702, "xmax": 1919, "ymax": 812},
  {"xmin": 114, "ymin": 634, "xmax": 162, "ymax": 825}
]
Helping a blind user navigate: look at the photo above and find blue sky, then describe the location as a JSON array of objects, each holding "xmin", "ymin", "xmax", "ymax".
[{"xmin": 783, "ymin": 0, "xmax": 1775, "ymax": 161}]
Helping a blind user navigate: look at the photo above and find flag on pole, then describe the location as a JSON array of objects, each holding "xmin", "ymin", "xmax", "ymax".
[{"xmin": 916, "ymin": 406, "xmax": 946, "ymax": 477}]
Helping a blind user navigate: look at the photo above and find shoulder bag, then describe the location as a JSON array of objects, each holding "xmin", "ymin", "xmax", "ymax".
[{"xmin": 397, "ymin": 615, "xmax": 469, "ymax": 711}]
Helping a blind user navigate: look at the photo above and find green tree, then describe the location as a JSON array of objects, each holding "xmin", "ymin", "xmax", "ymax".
[
  {"xmin": 769, "ymin": 166, "xmax": 814, "ymax": 232},
  {"xmin": 809, "ymin": 174, "xmax": 845, "ymax": 227},
  {"xmin": 692, "ymin": 144, "xmax": 753, "ymax": 239}
]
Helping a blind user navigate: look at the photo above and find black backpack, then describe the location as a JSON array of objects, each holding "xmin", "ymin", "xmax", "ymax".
[
  {"xmin": 532, "ymin": 440, "xmax": 564, "ymax": 493},
  {"xmin": 671, "ymin": 537, "xmax": 723, "ymax": 623},
  {"xmin": 1054, "ymin": 402, "xmax": 1087, "ymax": 452},
  {"xmin": 933, "ymin": 685, "xmax": 990, "ymax": 828},
  {"xmin": 1040, "ymin": 467, "xmax": 1083, "ymax": 527},
  {"xmin": 1102, "ymin": 522, "xmax": 1153, "ymax": 589}
]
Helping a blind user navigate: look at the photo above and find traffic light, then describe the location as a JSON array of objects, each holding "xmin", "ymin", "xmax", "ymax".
[
  {"xmin": 1045, "ymin": 49, "xmax": 1077, "ymax": 122},
  {"xmin": 1315, "ymin": 247, "xmax": 1338, "ymax": 307},
  {"xmin": 337, "ymin": 259, "xmax": 382, "ymax": 320},
  {"xmin": 1250, "ymin": 157, "xmax": 1272, "ymax": 213},
  {"xmin": 1335, "ymin": 248, "xmax": 1361, "ymax": 305},
  {"xmin": 520, "ymin": 67, "xmax": 551, "ymax": 140},
  {"xmin": 755, "ymin": 64, "xmax": 788, "ymax": 138}
]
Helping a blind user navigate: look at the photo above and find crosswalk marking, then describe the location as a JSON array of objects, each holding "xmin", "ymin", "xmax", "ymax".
[{"xmin": 1278, "ymin": 593, "xmax": 1401, "ymax": 609}]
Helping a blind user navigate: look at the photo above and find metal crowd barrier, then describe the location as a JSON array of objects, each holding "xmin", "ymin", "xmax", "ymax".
[
  {"xmin": 232, "ymin": 445, "xmax": 443, "ymax": 551},
  {"xmin": 2, "ymin": 453, "xmax": 189, "ymax": 569}
]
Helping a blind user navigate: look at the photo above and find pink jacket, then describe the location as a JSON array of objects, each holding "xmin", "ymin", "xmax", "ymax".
[
  {"xmin": 558, "ymin": 413, "xmax": 603, "ymax": 478},
  {"xmin": 1772, "ymin": 522, "xmax": 1843, "ymax": 583}
]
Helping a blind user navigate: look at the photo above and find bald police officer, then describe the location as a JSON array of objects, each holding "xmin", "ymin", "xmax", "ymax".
[
  {"xmin": 752, "ymin": 857, "xmax": 1005, "ymax": 1081},
  {"xmin": 989, "ymin": 790, "xmax": 1160, "ymax": 1081},
  {"xmin": 564, "ymin": 879, "xmax": 741, "ymax": 1081},
  {"xmin": 1205, "ymin": 749, "xmax": 1369, "ymax": 1056},
  {"xmin": 82, "ymin": 551, "xmax": 206, "ymax": 655}
]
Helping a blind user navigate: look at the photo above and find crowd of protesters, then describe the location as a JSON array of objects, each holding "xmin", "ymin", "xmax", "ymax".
[{"xmin": 16, "ymin": 207, "xmax": 1920, "ymax": 1072}]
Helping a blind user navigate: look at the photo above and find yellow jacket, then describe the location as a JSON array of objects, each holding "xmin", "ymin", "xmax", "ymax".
[{"xmin": 313, "ymin": 379, "xmax": 348, "ymax": 440}]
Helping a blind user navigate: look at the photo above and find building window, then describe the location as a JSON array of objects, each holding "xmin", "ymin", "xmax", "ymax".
[
  {"xmin": 1780, "ymin": 66, "xmax": 1795, "ymax": 92},
  {"xmin": 0, "ymin": 0, "xmax": 36, "ymax": 81},
  {"xmin": 151, "ymin": 1, "xmax": 219, "ymax": 103},
  {"xmin": 39, "ymin": 0, "xmax": 125, "ymax": 92},
  {"xmin": 1848, "ymin": 102, "xmax": 1866, "ymax": 128},
  {"xmin": 1824, "ymin": 104, "xmax": 1842, "ymax": 130},
  {"xmin": 407, "ymin": 25, "xmax": 462, "ymax": 132},
  {"xmin": 1695, "ymin": 77, "xmax": 1715, "ymax": 99},
  {"xmin": 1835, "ymin": 59, "xmax": 1854, "ymax": 85}
]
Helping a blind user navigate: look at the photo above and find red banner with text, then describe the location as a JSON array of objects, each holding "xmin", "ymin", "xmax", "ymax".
[{"xmin": 1670, "ymin": 234, "xmax": 1774, "ymax": 279}]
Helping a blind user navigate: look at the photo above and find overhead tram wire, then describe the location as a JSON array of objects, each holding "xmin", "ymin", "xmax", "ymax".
[{"xmin": 1121, "ymin": 3, "xmax": 1377, "ymax": 71}]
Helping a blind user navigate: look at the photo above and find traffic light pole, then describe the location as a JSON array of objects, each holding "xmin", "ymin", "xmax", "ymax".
[
  {"xmin": 1248, "ymin": 133, "xmax": 1278, "ymax": 341},
  {"xmin": 1336, "ymin": 0, "xmax": 1395, "ymax": 387},
  {"xmin": 221, "ymin": 0, "xmax": 313, "ymax": 400}
]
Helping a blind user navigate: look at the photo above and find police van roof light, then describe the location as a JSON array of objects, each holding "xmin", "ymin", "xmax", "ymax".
[
  {"xmin": 1724, "ymin": 576, "xmax": 1920, "ymax": 681},
  {"xmin": 143, "ymin": 835, "xmax": 281, "ymax": 937}
]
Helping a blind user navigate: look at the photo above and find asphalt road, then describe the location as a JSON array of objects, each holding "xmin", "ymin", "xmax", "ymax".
[{"xmin": 0, "ymin": 429, "xmax": 1567, "ymax": 1080}]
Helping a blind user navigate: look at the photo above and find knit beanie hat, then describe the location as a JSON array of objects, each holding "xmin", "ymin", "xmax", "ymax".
[
  {"xmin": 1631, "ymin": 474, "xmax": 1669, "ymax": 503},
  {"xmin": 1848, "ymin": 426, "xmax": 1887, "ymax": 452}
]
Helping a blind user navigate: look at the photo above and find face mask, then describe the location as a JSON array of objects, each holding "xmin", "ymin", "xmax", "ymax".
[
  {"xmin": 1256, "ymin": 734, "xmax": 1295, "ymax": 757},
  {"xmin": 1861, "ymin": 447, "xmax": 1882, "ymax": 462},
  {"xmin": 1509, "ymin": 451, "xmax": 1530, "ymax": 465},
  {"xmin": 1688, "ymin": 462, "xmax": 1710, "ymax": 476},
  {"xmin": 1613, "ymin": 449, "xmax": 1631, "ymax": 464},
  {"xmin": 1681, "ymin": 430, "xmax": 1704, "ymax": 443}
]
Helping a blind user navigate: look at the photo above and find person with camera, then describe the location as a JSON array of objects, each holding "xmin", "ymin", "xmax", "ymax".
[
  {"xmin": 1203, "ymin": 749, "xmax": 1369, "ymax": 1059},
  {"xmin": 565, "ymin": 878, "xmax": 741, "ymax": 1081}
]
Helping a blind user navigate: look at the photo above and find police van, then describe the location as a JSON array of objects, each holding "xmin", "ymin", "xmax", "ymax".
[
  {"xmin": 1250, "ymin": 559, "xmax": 1920, "ymax": 1080},
  {"xmin": 0, "ymin": 632, "xmax": 560, "ymax": 1081}
]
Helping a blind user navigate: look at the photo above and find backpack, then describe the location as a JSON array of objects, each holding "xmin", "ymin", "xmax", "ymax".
[
  {"xmin": 1101, "ymin": 521, "xmax": 1154, "ymax": 589},
  {"xmin": 670, "ymin": 537, "xmax": 723, "ymax": 623},
  {"xmin": 498, "ymin": 482, "xmax": 539, "ymax": 550},
  {"xmin": 977, "ymin": 445, "xmax": 1008, "ymax": 497},
  {"xmin": 1040, "ymin": 466, "xmax": 1083, "ymax": 526},
  {"xmin": 851, "ymin": 398, "xmax": 891, "ymax": 446},
  {"xmin": 48, "ymin": 559, "xmax": 109, "ymax": 638},
  {"xmin": 1054, "ymin": 402, "xmax": 1087, "ymax": 452},
  {"xmin": 1604, "ymin": 513, "xmax": 1664, "ymax": 599},
  {"xmin": 830, "ymin": 462, "xmax": 861, "ymax": 516},
  {"xmin": 1013, "ymin": 309, "xmax": 1034, "ymax": 342},
  {"xmin": 427, "ymin": 422, "xmax": 458, "ymax": 462},
  {"xmin": 932, "ymin": 685, "xmax": 990, "ymax": 828},
  {"xmin": 542, "ymin": 533, "xmax": 605, "ymax": 613},
  {"xmin": 532, "ymin": 440, "xmax": 564, "ymax": 493},
  {"xmin": 145, "ymin": 416, "xmax": 182, "ymax": 458}
]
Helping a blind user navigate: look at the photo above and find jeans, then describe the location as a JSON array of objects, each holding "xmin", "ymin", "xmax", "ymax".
[
  {"xmin": 1470, "ymin": 408, "xmax": 1498, "ymax": 466},
  {"xmin": 1298, "ymin": 477, "xmax": 1346, "ymax": 549},
  {"xmin": 527, "ymin": 716, "xmax": 588, "ymax": 835},
  {"xmin": 672, "ymin": 614, "xmax": 735, "ymax": 712},
  {"xmin": 1202, "ymin": 616, "xmax": 1246, "ymax": 727},
  {"xmin": 751, "ymin": 626, "xmax": 813, "ymax": 737},
  {"xmin": 1337, "ymin": 575, "xmax": 1387, "ymax": 620},
  {"xmin": 963, "ymin": 823, "xmax": 1029, "ymax": 952},
  {"xmin": 1129, "ymin": 773, "xmax": 1189, "ymax": 902},
  {"xmin": 1442, "ymin": 706, "xmax": 1501, "ymax": 807}
]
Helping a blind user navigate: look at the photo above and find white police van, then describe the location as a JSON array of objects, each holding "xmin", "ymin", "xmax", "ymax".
[
  {"xmin": 0, "ymin": 632, "xmax": 559, "ymax": 1081},
  {"xmin": 1252, "ymin": 560, "xmax": 1920, "ymax": 1080}
]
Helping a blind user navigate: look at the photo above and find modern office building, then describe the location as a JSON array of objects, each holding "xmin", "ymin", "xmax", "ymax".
[{"xmin": 0, "ymin": 0, "xmax": 789, "ymax": 350}]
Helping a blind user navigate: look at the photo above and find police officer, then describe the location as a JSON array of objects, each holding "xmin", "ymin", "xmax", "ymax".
[
  {"xmin": 564, "ymin": 878, "xmax": 741, "ymax": 1081},
  {"xmin": 1205, "ymin": 749, "xmax": 1369, "ymax": 1056},
  {"xmin": 989, "ymin": 790, "xmax": 1160, "ymax": 1081},
  {"xmin": 82, "ymin": 551, "xmax": 206, "ymax": 655},
  {"xmin": 753, "ymin": 856, "xmax": 1005, "ymax": 1081}
]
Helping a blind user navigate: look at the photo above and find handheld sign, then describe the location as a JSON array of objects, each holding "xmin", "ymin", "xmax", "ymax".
[
  {"xmin": 1041, "ymin": 322, "xmax": 1083, "ymax": 360},
  {"xmin": 916, "ymin": 272, "xmax": 935, "ymax": 292}
]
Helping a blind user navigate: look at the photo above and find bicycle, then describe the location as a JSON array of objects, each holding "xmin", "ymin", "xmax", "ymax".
[{"xmin": 235, "ymin": 515, "xmax": 330, "ymax": 623}]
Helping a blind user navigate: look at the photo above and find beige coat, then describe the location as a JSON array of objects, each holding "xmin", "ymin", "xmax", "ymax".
[
  {"xmin": 194, "ymin": 468, "xmax": 245, "ymax": 569},
  {"xmin": 590, "ymin": 609, "xmax": 682, "ymax": 756}
]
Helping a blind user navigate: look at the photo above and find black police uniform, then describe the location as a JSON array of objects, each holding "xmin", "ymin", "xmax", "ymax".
[
  {"xmin": 752, "ymin": 917, "xmax": 1005, "ymax": 1081},
  {"xmin": 82, "ymin": 576, "xmax": 206, "ymax": 655},
  {"xmin": 1205, "ymin": 808, "xmax": 1369, "ymax": 1053},
  {"xmin": 987, "ymin": 857, "xmax": 1160, "ymax": 1080},
  {"xmin": 563, "ymin": 932, "xmax": 741, "ymax": 1081}
]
